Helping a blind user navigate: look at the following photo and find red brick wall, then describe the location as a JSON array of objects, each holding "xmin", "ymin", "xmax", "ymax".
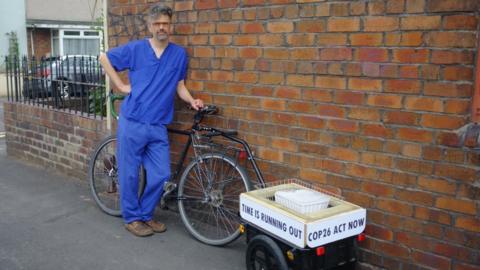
[
  {"xmin": 4, "ymin": 102, "xmax": 108, "ymax": 179},
  {"xmin": 107, "ymin": 1, "xmax": 479, "ymax": 269},
  {"xmin": 26, "ymin": 28, "xmax": 52, "ymax": 59}
]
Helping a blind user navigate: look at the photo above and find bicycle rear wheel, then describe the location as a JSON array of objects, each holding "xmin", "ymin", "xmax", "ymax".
[
  {"xmin": 178, "ymin": 153, "xmax": 251, "ymax": 246},
  {"xmin": 89, "ymin": 135, "xmax": 145, "ymax": 216}
]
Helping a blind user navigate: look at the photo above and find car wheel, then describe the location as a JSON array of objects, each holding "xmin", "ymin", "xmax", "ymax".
[{"xmin": 53, "ymin": 79, "xmax": 70, "ymax": 99}]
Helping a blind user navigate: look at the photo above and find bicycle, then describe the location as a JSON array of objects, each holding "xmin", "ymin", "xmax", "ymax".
[{"xmin": 88, "ymin": 93, "xmax": 266, "ymax": 246}]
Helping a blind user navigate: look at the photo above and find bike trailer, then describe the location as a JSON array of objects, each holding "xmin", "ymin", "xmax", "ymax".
[{"xmin": 240, "ymin": 179, "xmax": 366, "ymax": 270}]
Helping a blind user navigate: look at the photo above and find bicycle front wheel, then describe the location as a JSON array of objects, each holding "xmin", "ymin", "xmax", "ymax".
[
  {"xmin": 89, "ymin": 135, "xmax": 145, "ymax": 216},
  {"xmin": 178, "ymin": 153, "xmax": 251, "ymax": 246}
]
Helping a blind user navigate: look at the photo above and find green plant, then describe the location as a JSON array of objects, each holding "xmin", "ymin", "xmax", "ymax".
[
  {"xmin": 90, "ymin": 4, "xmax": 105, "ymax": 52},
  {"xmin": 6, "ymin": 31, "xmax": 19, "ymax": 59},
  {"xmin": 3, "ymin": 31, "xmax": 20, "ymax": 71},
  {"xmin": 89, "ymin": 86, "xmax": 106, "ymax": 116}
]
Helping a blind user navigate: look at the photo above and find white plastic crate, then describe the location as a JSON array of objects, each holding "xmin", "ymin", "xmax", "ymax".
[{"xmin": 275, "ymin": 188, "xmax": 330, "ymax": 214}]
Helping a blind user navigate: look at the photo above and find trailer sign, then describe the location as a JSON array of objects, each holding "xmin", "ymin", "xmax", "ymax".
[
  {"xmin": 240, "ymin": 194, "xmax": 366, "ymax": 248},
  {"xmin": 240, "ymin": 195, "xmax": 306, "ymax": 247},
  {"xmin": 306, "ymin": 208, "xmax": 366, "ymax": 247}
]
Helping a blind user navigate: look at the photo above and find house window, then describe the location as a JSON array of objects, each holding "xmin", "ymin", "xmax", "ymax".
[{"xmin": 51, "ymin": 29, "xmax": 101, "ymax": 56}]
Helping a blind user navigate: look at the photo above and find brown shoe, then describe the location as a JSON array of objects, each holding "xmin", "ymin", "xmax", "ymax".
[
  {"xmin": 125, "ymin": 221, "xmax": 154, "ymax": 237},
  {"xmin": 145, "ymin": 220, "xmax": 167, "ymax": 233}
]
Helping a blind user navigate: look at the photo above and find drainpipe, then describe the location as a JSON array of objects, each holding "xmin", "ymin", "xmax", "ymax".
[
  {"xmin": 30, "ymin": 26, "xmax": 35, "ymax": 58},
  {"xmin": 103, "ymin": 0, "xmax": 111, "ymax": 131},
  {"xmin": 472, "ymin": 37, "xmax": 480, "ymax": 124}
]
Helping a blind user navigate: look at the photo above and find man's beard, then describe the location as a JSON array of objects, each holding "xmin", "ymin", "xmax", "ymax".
[{"xmin": 154, "ymin": 31, "xmax": 168, "ymax": 42}]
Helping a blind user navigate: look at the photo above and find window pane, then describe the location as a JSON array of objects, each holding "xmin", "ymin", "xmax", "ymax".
[
  {"xmin": 63, "ymin": 38, "xmax": 100, "ymax": 55},
  {"xmin": 52, "ymin": 38, "xmax": 59, "ymax": 56},
  {"xmin": 85, "ymin": 39, "xmax": 100, "ymax": 55},
  {"xmin": 63, "ymin": 38, "xmax": 81, "ymax": 55},
  {"xmin": 84, "ymin": 31, "xmax": 99, "ymax": 36},
  {"xmin": 64, "ymin": 31, "xmax": 80, "ymax": 36}
]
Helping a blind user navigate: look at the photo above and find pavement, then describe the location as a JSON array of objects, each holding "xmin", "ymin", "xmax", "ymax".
[
  {"xmin": 0, "ymin": 74, "xmax": 7, "ymax": 97},
  {"xmin": 0, "ymin": 97, "xmax": 5, "ymax": 153},
  {"xmin": 0, "ymin": 97, "xmax": 247, "ymax": 270}
]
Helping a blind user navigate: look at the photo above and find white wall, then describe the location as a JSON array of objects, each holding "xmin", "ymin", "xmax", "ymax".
[
  {"xmin": 0, "ymin": 0, "xmax": 28, "ymax": 62},
  {"xmin": 26, "ymin": 0, "xmax": 102, "ymax": 23}
]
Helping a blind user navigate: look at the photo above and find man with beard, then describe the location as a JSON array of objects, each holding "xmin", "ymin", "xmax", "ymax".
[{"xmin": 99, "ymin": 4, "xmax": 203, "ymax": 237}]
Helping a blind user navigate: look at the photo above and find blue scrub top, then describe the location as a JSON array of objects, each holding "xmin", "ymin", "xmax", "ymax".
[{"xmin": 107, "ymin": 39, "xmax": 188, "ymax": 124}]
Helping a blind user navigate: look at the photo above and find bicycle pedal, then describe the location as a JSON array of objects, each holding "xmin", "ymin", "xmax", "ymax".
[{"xmin": 163, "ymin": 182, "xmax": 177, "ymax": 193}]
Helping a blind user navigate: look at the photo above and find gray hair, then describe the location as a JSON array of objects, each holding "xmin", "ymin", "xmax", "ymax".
[{"xmin": 148, "ymin": 4, "xmax": 173, "ymax": 20}]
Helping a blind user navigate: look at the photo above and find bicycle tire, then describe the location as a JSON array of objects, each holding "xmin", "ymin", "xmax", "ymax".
[
  {"xmin": 177, "ymin": 153, "xmax": 252, "ymax": 246},
  {"xmin": 88, "ymin": 135, "xmax": 146, "ymax": 216},
  {"xmin": 246, "ymin": 235, "xmax": 288, "ymax": 270}
]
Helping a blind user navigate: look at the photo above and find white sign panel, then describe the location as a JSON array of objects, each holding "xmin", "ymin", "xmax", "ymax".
[
  {"xmin": 240, "ymin": 194, "xmax": 306, "ymax": 248},
  {"xmin": 306, "ymin": 208, "xmax": 366, "ymax": 247}
]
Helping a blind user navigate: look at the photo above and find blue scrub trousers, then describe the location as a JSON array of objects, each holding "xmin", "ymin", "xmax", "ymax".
[{"xmin": 117, "ymin": 116, "xmax": 170, "ymax": 224}]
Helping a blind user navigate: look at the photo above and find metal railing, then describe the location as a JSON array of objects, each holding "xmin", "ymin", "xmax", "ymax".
[{"xmin": 5, "ymin": 55, "xmax": 106, "ymax": 118}]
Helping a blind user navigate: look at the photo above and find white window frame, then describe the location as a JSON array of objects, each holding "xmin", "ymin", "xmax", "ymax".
[{"xmin": 51, "ymin": 28, "xmax": 102, "ymax": 56}]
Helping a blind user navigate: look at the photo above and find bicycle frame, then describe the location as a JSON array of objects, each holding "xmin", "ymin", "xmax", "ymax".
[
  {"xmin": 167, "ymin": 126, "xmax": 266, "ymax": 191},
  {"xmin": 109, "ymin": 92, "xmax": 265, "ymax": 190}
]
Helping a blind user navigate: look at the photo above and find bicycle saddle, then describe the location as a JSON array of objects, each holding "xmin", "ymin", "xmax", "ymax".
[{"xmin": 200, "ymin": 105, "xmax": 218, "ymax": 115}]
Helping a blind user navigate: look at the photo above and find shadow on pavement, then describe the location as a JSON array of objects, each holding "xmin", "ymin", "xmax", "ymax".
[{"xmin": 0, "ymin": 96, "xmax": 246, "ymax": 270}]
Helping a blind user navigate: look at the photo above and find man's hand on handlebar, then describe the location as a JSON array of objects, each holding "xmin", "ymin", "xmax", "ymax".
[{"xmin": 190, "ymin": 99, "xmax": 204, "ymax": 111}]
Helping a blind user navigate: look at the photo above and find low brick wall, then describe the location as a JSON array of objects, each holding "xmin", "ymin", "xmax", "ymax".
[{"xmin": 3, "ymin": 101, "xmax": 108, "ymax": 180}]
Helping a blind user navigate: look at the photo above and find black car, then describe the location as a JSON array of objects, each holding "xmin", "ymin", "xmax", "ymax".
[{"xmin": 23, "ymin": 55, "xmax": 104, "ymax": 99}]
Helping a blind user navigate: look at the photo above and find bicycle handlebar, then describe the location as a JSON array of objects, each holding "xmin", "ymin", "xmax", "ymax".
[
  {"xmin": 109, "ymin": 91, "xmax": 125, "ymax": 119},
  {"xmin": 107, "ymin": 90, "xmax": 218, "ymax": 122}
]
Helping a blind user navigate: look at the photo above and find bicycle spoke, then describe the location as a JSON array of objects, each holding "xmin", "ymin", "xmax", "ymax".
[
  {"xmin": 220, "ymin": 198, "xmax": 240, "ymax": 204},
  {"xmin": 192, "ymin": 163, "xmax": 208, "ymax": 193},
  {"xmin": 223, "ymin": 192, "xmax": 243, "ymax": 199},
  {"xmin": 216, "ymin": 206, "xmax": 238, "ymax": 232},
  {"xmin": 218, "ymin": 204, "xmax": 239, "ymax": 217},
  {"xmin": 181, "ymin": 186, "xmax": 204, "ymax": 194},
  {"xmin": 183, "ymin": 175, "xmax": 205, "ymax": 192},
  {"xmin": 181, "ymin": 195, "xmax": 205, "ymax": 202},
  {"xmin": 178, "ymin": 153, "xmax": 250, "ymax": 245},
  {"xmin": 212, "ymin": 157, "xmax": 222, "ymax": 182},
  {"xmin": 209, "ymin": 204, "xmax": 222, "ymax": 238},
  {"xmin": 211, "ymin": 176, "xmax": 238, "ymax": 185},
  {"xmin": 184, "ymin": 209, "xmax": 208, "ymax": 229},
  {"xmin": 221, "ymin": 185, "xmax": 245, "ymax": 194}
]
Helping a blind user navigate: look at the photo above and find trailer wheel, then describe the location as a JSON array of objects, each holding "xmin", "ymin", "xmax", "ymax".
[{"xmin": 246, "ymin": 235, "xmax": 288, "ymax": 270}]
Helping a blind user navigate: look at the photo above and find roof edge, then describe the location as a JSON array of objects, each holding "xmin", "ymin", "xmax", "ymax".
[{"xmin": 26, "ymin": 19, "xmax": 101, "ymax": 29}]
